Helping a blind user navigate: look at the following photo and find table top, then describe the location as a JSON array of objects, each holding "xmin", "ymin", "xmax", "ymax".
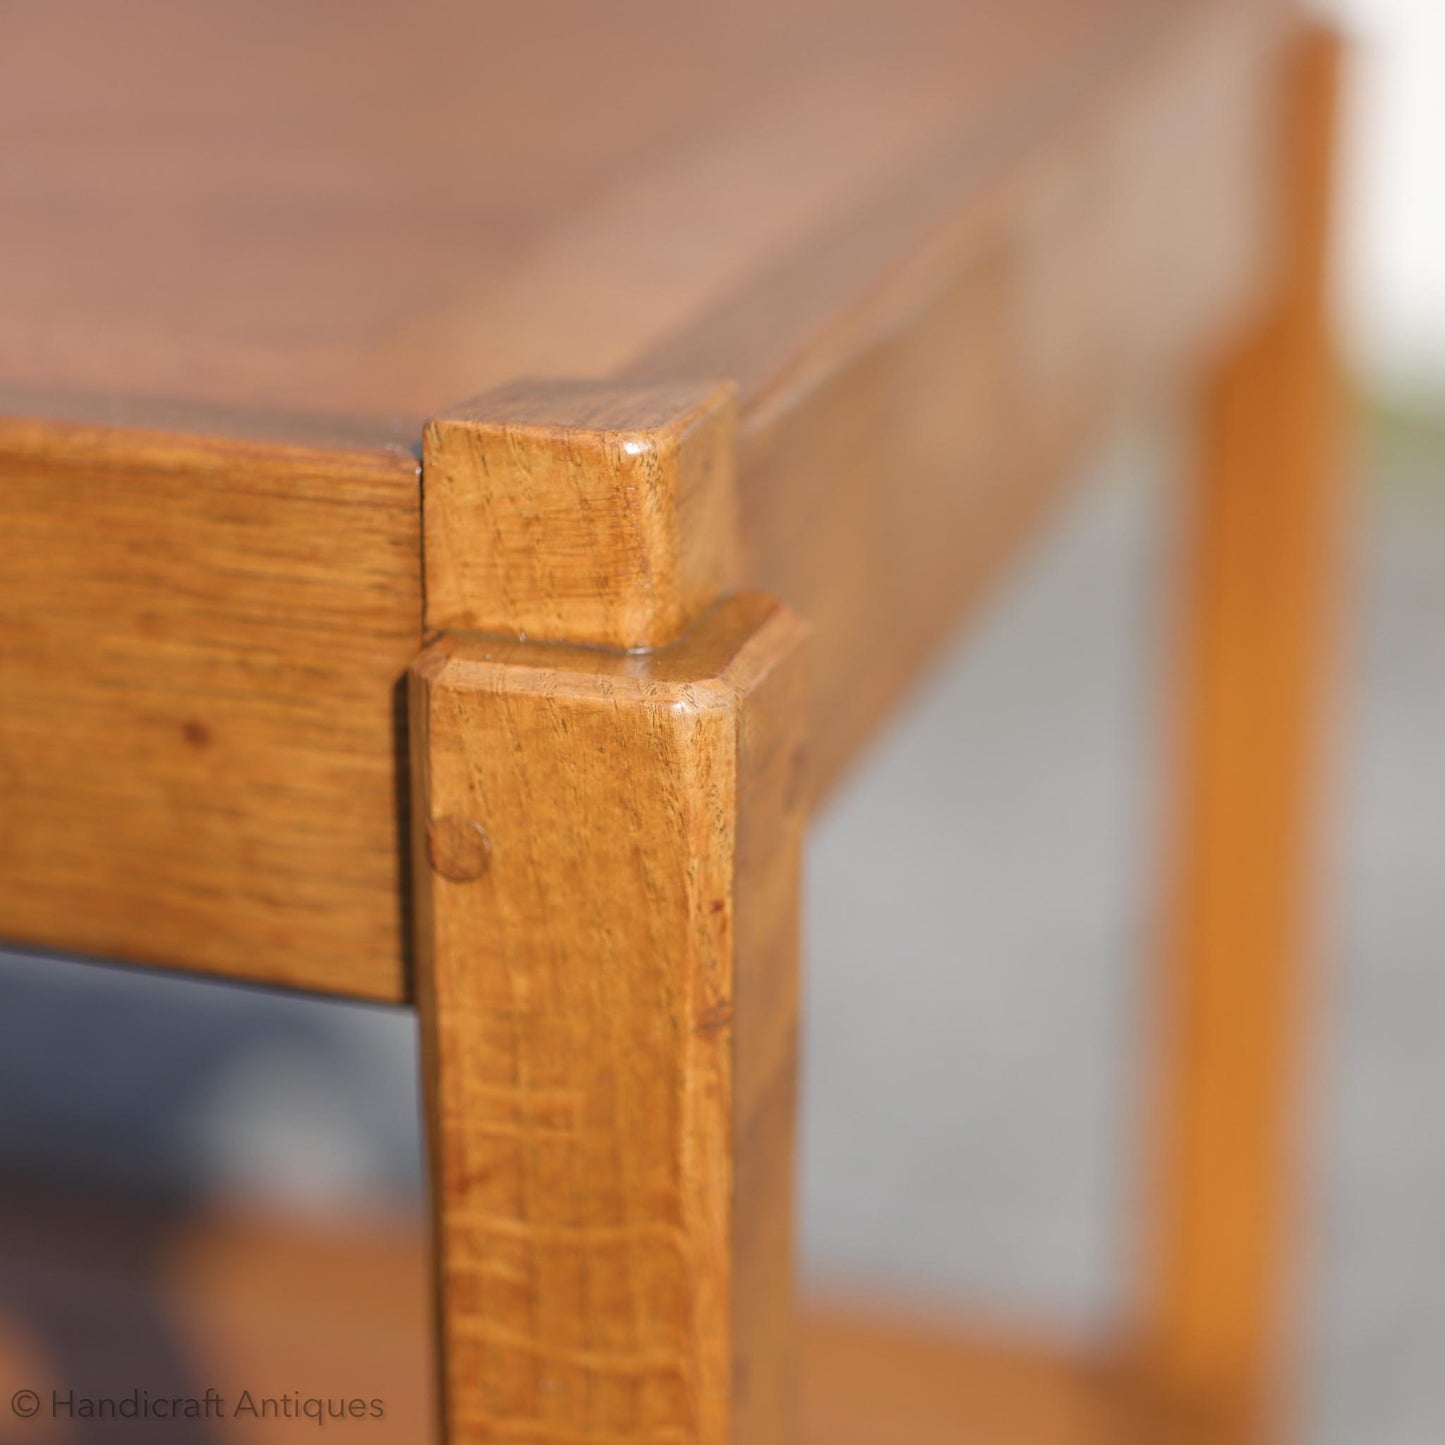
[
  {"xmin": 0, "ymin": 0, "xmax": 1291, "ymax": 1000},
  {"xmin": 3, "ymin": 0, "xmax": 1185, "ymax": 430}
]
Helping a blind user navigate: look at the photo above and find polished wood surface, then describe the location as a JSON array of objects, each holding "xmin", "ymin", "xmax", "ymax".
[
  {"xmin": 424, "ymin": 380, "xmax": 738, "ymax": 649},
  {"xmin": 0, "ymin": 418, "xmax": 420, "ymax": 997},
  {"xmin": 1143, "ymin": 28, "xmax": 1342, "ymax": 1442},
  {"xmin": 409, "ymin": 597, "xmax": 806, "ymax": 1444},
  {"xmin": 734, "ymin": 0, "xmax": 1284, "ymax": 798},
  {"xmin": 1, "ymin": 0, "xmax": 1274, "ymax": 429},
  {"xmin": 0, "ymin": 0, "xmax": 1293, "ymax": 997},
  {"xmin": 0, "ymin": 9, "xmax": 1345, "ymax": 1440}
]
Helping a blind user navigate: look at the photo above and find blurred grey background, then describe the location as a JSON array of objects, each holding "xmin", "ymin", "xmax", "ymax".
[{"xmin": 2, "ymin": 2, "xmax": 1442, "ymax": 1440}]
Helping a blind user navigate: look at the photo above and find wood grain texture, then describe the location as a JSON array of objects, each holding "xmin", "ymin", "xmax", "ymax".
[
  {"xmin": 0, "ymin": 0, "xmax": 1290, "ymax": 996},
  {"xmin": 724, "ymin": 0, "xmax": 1288, "ymax": 798},
  {"xmin": 0, "ymin": 415, "xmax": 421, "ymax": 998},
  {"xmin": 424, "ymin": 380, "xmax": 738, "ymax": 648},
  {"xmin": 1141, "ymin": 26, "xmax": 1343, "ymax": 1442},
  {"xmin": 409, "ymin": 595, "xmax": 806, "ymax": 1445},
  {"xmin": 0, "ymin": 0, "xmax": 1239, "ymax": 425}
]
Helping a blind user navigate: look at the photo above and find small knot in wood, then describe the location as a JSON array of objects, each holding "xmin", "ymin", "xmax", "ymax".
[{"xmin": 427, "ymin": 816, "xmax": 491, "ymax": 882}]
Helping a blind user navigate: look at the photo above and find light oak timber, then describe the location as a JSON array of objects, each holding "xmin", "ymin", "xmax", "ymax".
[
  {"xmin": 423, "ymin": 380, "xmax": 738, "ymax": 649},
  {"xmin": 716, "ymin": 0, "xmax": 1288, "ymax": 799},
  {"xmin": 1140, "ymin": 26, "xmax": 1344, "ymax": 1443},
  {"xmin": 0, "ymin": 5, "xmax": 1347, "ymax": 1443},
  {"xmin": 0, "ymin": 414, "xmax": 421, "ymax": 999},
  {"xmin": 0, "ymin": 0, "xmax": 1253, "ymax": 423},
  {"xmin": 420, "ymin": 0, "xmax": 1288, "ymax": 785},
  {"xmin": 0, "ymin": 0, "xmax": 1289, "ymax": 996},
  {"xmin": 409, "ymin": 595, "xmax": 806, "ymax": 1445},
  {"xmin": 801, "ymin": 1307, "xmax": 1127, "ymax": 1445}
]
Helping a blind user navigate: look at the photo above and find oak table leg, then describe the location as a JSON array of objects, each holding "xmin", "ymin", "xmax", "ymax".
[
  {"xmin": 1142, "ymin": 26, "xmax": 1342, "ymax": 1444},
  {"xmin": 409, "ymin": 595, "xmax": 807, "ymax": 1445}
]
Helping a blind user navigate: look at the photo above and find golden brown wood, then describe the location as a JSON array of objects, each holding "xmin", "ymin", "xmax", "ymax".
[
  {"xmin": 414, "ymin": 0, "xmax": 1289, "ymax": 800},
  {"xmin": 0, "ymin": 1190, "xmax": 1142, "ymax": 1445},
  {"xmin": 0, "ymin": 0, "xmax": 1267, "ymax": 426},
  {"xmin": 0, "ymin": 9, "xmax": 1349, "ymax": 1444},
  {"xmin": 423, "ymin": 380, "xmax": 738, "ymax": 648},
  {"xmin": 801, "ymin": 1306, "xmax": 1126, "ymax": 1445},
  {"xmin": 0, "ymin": 0, "xmax": 1289, "ymax": 996},
  {"xmin": 1140, "ymin": 25, "xmax": 1343, "ymax": 1441},
  {"xmin": 725, "ymin": 0, "xmax": 1287, "ymax": 799},
  {"xmin": 409, "ymin": 596, "xmax": 806, "ymax": 1445},
  {"xmin": 0, "ymin": 415, "xmax": 421, "ymax": 998}
]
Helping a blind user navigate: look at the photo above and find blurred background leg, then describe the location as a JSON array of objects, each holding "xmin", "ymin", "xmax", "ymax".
[{"xmin": 1142, "ymin": 25, "xmax": 1344, "ymax": 1442}]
